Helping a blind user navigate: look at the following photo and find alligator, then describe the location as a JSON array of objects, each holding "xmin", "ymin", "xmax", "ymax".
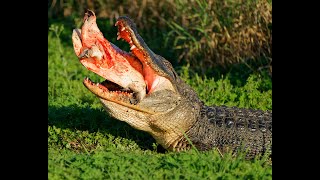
[{"xmin": 72, "ymin": 10, "xmax": 272, "ymax": 159}]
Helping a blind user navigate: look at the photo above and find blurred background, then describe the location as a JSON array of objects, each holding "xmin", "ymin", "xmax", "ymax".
[{"xmin": 48, "ymin": 0, "xmax": 272, "ymax": 77}]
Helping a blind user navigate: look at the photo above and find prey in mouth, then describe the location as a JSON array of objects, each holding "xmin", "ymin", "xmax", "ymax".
[
  {"xmin": 72, "ymin": 10, "xmax": 176, "ymax": 110},
  {"xmin": 71, "ymin": 10, "xmax": 272, "ymax": 155},
  {"xmin": 71, "ymin": 10, "xmax": 207, "ymax": 151}
]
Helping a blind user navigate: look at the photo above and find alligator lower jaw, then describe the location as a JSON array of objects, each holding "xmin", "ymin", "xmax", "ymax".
[
  {"xmin": 83, "ymin": 77, "xmax": 133, "ymax": 101},
  {"xmin": 83, "ymin": 77, "xmax": 156, "ymax": 113}
]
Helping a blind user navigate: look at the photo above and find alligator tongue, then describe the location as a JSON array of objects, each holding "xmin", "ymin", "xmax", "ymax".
[{"xmin": 72, "ymin": 10, "xmax": 147, "ymax": 100}]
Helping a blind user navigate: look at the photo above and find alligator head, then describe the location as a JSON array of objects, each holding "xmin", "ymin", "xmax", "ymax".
[{"xmin": 72, "ymin": 10, "xmax": 202, "ymax": 151}]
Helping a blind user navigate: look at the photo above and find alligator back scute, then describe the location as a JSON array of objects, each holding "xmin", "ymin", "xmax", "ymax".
[{"xmin": 187, "ymin": 105, "xmax": 272, "ymax": 158}]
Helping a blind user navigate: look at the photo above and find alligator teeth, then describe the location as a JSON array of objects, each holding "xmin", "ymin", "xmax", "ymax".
[
  {"xmin": 117, "ymin": 35, "xmax": 121, "ymax": 40},
  {"xmin": 130, "ymin": 45, "xmax": 136, "ymax": 50},
  {"xmin": 96, "ymin": 83, "xmax": 100, "ymax": 86},
  {"xmin": 115, "ymin": 21, "xmax": 119, "ymax": 26},
  {"xmin": 121, "ymin": 27, "xmax": 125, "ymax": 31},
  {"xmin": 129, "ymin": 40, "xmax": 132, "ymax": 44}
]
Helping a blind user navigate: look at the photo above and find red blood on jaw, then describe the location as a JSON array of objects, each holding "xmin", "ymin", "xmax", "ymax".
[
  {"xmin": 96, "ymin": 39, "xmax": 114, "ymax": 68},
  {"xmin": 119, "ymin": 52, "xmax": 143, "ymax": 75},
  {"xmin": 120, "ymin": 30, "xmax": 132, "ymax": 43},
  {"xmin": 131, "ymin": 48, "xmax": 157, "ymax": 92},
  {"xmin": 143, "ymin": 66, "xmax": 160, "ymax": 93},
  {"xmin": 73, "ymin": 11, "xmax": 146, "ymax": 98},
  {"xmin": 117, "ymin": 23, "xmax": 132, "ymax": 43},
  {"xmin": 116, "ymin": 20, "xmax": 163, "ymax": 94}
]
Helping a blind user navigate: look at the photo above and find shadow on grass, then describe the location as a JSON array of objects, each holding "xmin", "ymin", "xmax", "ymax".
[{"xmin": 48, "ymin": 104, "xmax": 166, "ymax": 153}]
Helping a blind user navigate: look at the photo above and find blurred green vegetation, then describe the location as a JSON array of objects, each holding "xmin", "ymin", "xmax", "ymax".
[{"xmin": 48, "ymin": 0, "xmax": 272, "ymax": 76}]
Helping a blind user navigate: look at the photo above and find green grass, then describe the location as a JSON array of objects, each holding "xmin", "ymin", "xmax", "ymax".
[{"xmin": 48, "ymin": 22, "xmax": 272, "ymax": 179}]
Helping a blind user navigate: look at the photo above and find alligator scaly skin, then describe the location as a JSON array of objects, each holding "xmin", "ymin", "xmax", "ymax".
[
  {"xmin": 72, "ymin": 11, "xmax": 272, "ymax": 158},
  {"xmin": 186, "ymin": 104, "xmax": 272, "ymax": 158}
]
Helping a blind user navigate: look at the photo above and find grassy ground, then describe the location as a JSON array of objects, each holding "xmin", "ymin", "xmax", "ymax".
[{"xmin": 48, "ymin": 19, "xmax": 272, "ymax": 179}]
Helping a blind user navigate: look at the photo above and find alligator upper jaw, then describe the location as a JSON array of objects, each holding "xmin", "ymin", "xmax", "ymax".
[
  {"xmin": 114, "ymin": 16, "xmax": 176, "ymax": 94},
  {"xmin": 72, "ymin": 10, "xmax": 176, "ymax": 109}
]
